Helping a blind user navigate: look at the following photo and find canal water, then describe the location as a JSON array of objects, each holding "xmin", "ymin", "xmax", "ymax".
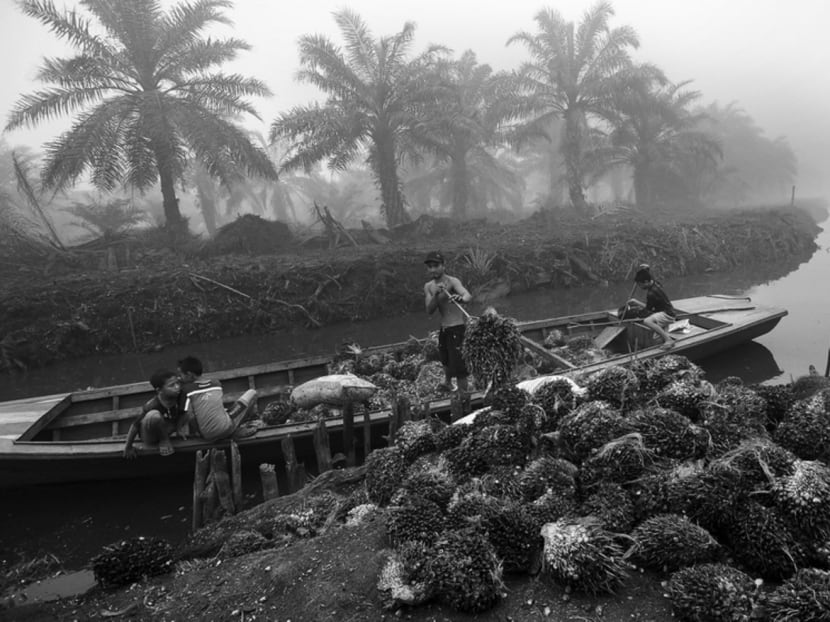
[{"xmin": 1, "ymin": 216, "xmax": 829, "ymax": 578}]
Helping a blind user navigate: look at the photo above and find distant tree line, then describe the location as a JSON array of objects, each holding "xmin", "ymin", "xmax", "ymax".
[{"xmin": 2, "ymin": 0, "xmax": 799, "ymax": 239}]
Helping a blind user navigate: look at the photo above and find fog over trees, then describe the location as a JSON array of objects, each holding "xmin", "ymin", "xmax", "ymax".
[{"xmin": 0, "ymin": 0, "xmax": 810, "ymax": 243}]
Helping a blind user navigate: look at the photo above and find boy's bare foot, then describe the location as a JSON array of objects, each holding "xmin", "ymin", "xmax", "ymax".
[{"xmin": 159, "ymin": 442, "xmax": 174, "ymax": 456}]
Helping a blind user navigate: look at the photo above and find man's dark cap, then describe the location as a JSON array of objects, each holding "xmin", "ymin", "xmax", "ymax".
[
  {"xmin": 634, "ymin": 264, "xmax": 653, "ymax": 283},
  {"xmin": 424, "ymin": 251, "xmax": 445, "ymax": 265}
]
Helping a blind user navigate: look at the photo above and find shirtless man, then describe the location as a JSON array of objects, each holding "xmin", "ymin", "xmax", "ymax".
[
  {"xmin": 122, "ymin": 369, "xmax": 185, "ymax": 458},
  {"xmin": 423, "ymin": 251, "xmax": 473, "ymax": 394}
]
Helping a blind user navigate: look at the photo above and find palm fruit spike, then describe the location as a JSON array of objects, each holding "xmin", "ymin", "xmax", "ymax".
[
  {"xmin": 585, "ymin": 365, "xmax": 639, "ymax": 409},
  {"xmin": 771, "ymin": 460, "xmax": 830, "ymax": 543},
  {"xmin": 629, "ymin": 514, "xmax": 721, "ymax": 572},
  {"xmin": 385, "ymin": 494, "xmax": 445, "ymax": 547},
  {"xmin": 628, "ymin": 407, "xmax": 709, "ymax": 460},
  {"xmin": 91, "ymin": 536, "xmax": 174, "ymax": 588},
  {"xmin": 558, "ymin": 400, "xmax": 633, "ymax": 463},
  {"xmin": 461, "ymin": 311, "xmax": 523, "ymax": 388},
  {"xmin": 425, "ymin": 527, "xmax": 505, "ymax": 613},
  {"xmin": 365, "ymin": 446, "xmax": 408, "ymax": 506},
  {"xmin": 578, "ymin": 432, "xmax": 656, "ymax": 490},
  {"xmin": 763, "ymin": 568, "xmax": 830, "ymax": 621},
  {"xmin": 774, "ymin": 389, "xmax": 830, "ymax": 460},
  {"xmin": 540, "ymin": 517, "xmax": 630, "ymax": 594},
  {"xmin": 578, "ymin": 481, "xmax": 635, "ymax": 533},
  {"xmin": 666, "ymin": 563, "xmax": 757, "ymax": 622}
]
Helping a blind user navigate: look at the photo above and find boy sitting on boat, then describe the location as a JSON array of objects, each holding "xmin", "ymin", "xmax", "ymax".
[
  {"xmin": 626, "ymin": 265, "xmax": 677, "ymax": 348},
  {"xmin": 122, "ymin": 369, "xmax": 186, "ymax": 458},
  {"xmin": 177, "ymin": 356, "xmax": 257, "ymax": 442}
]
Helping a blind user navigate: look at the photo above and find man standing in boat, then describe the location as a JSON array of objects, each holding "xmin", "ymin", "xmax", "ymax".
[
  {"xmin": 423, "ymin": 251, "xmax": 473, "ymax": 394},
  {"xmin": 122, "ymin": 369, "xmax": 186, "ymax": 458}
]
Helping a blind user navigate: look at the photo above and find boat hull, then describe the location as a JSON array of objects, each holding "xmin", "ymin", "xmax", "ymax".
[{"xmin": 0, "ymin": 295, "xmax": 787, "ymax": 488}]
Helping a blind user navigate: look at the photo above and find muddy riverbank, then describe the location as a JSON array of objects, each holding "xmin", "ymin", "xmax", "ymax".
[{"xmin": 0, "ymin": 205, "xmax": 820, "ymax": 372}]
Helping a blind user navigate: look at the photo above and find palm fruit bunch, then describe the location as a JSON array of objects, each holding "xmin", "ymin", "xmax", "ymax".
[
  {"xmin": 532, "ymin": 377, "xmax": 580, "ymax": 430},
  {"xmin": 445, "ymin": 489, "xmax": 500, "ymax": 531},
  {"xmin": 413, "ymin": 361, "xmax": 445, "ymax": 397},
  {"xmin": 443, "ymin": 434, "xmax": 490, "ymax": 482},
  {"xmin": 716, "ymin": 439, "xmax": 797, "ymax": 486},
  {"xmin": 433, "ymin": 421, "xmax": 470, "ymax": 451},
  {"xmin": 517, "ymin": 456, "xmax": 579, "ymax": 502},
  {"xmin": 394, "ymin": 419, "xmax": 436, "ymax": 463},
  {"xmin": 355, "ymin": 352, "xmax": 387, "ymax": 377},
  {"xmin": 91, "ymin": 536, "xmax": 174, "ymax": 588},
  {"xmin": 751, "ymin": 383, "xmax": 795, "ymax": 429},
  {"xmin": 397, "ymin": 469, "xmax": 455, "ymax": 511},
  {"xmin": 377, "ymin": 553, "xmax": 431, "ymax": 608},
  {"xmin": 771, "ymin": 460, "xmax": 830, "ymax": 543},
  {"xmin": 791, "ymin": 374, "xmax": 830, "ymax": 400},
  {"xmin": 629, "ymin": 407, "xmax": 709, "ymax": 460},
  {"xmin": 701, "ymin": 393, "xmax": 770, "ymax": 457},
  {"xmin": 479, "ymin": 499, "xmax": 540, "ymax": 574},
  {"xmin": 260, "ymin": 399, "xmax": 296, "ymax": 426},
  {"xmin": 274, "ymin": 491, "xmax": 339, "ymax": 537},
  {"xmin": 763, "ymin": 568, "xmax": 830, "ymax": 621},
  {"xmin": 540, "ymin": 518, "xmax": 630, "ymax": 594},
  {"xmin": 420, "ymin": 331, "xmax": 441, "ymax": 362},
  {"xmin": 564, "ymin": 334, "xmax": 596, "ymax": 353},
  {"xmin": 632, "ymin": 354, "xmax": 704, "ymax": 400},
  {"xmin": 366, "ymin": 372, "xmax": 398, "ymax": 390},
  {"xmin": 558, "ymin": 401, "xmax": 633, "ymax": 463},
  {"xmin": 365, "ymin": 446, "xmax": 408, "ymax": 506},
  {"xmin": 385, "ymin": 494, "xmax": 445, "ymax": 547},
  {"xmin": 526, "ymin": 488, "xmax": 579, "ymax": 531},
  {"xmin": 579, "ymin": 481, "xmax": 635, "ymax": 533},
  {"xmin": 579, "ymin": 433, "xmax": 656, "ymax": 489},
  {"xmin": 473, "ymin": 424, "xmax": 531, "ymax": 468},
  {"xmin": 217, "ymin": 530, "xmax": 270, "ymax": 559},
  {"xmin": 396, "ymin": 539, "xmax": 433, "ymax": 587},
  {"xmin": 585, "ymin": 365, "xmax": 640, "ymax": 409},
  {"xmin": 335, "ymin": 487, "xmax": 372, "ymax": 523},
  {"xmin": 655, "ymin": 380, "xmax": 715, "ymax": 422},
  {"xmin": 477, "ymin": 465, "xmax": 523, "ymax": 500},
  {"xmin": 485, "ymin": 384, "xmax": 531, "ymax": 419},
  {"xmin": 628, "ymin": 467, "xmax": 675, "ymax": 522},
  {"xmin": 723, "ymin": 500, "xmax": 803, "ymax": 580},
  {"xmin": 664, "ymin": 462, "xmax": 749, "ymax": 534},
  {"xmin": 701, "ymin": 384, "xmax": 768, "ymax": 423},
  {"xmin": 666, "ymin": 563, "xmax": 757, "ymax": 622},
  {"xmin": 629, "ymin": 514, "xmax": 720, "ymax": 572},
  {"xmin": 396, "ymin": 354, "xmax": 424, "ymax": 382},
  {"xmin": 774, "ymin": 390, "xmax": 830, "ymax": 460},
  {"xmin": 424, "ymin": 527, "xmax": 505, "ymax": 613},
  {"xmin": 462, "ymin": 311, "xmax": 524, "ymax": 388}
]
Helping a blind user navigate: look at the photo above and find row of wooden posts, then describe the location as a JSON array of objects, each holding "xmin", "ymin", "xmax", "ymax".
[{"xmin": 191, "ymin": 392, "xmax": 472, "ymax": 531}]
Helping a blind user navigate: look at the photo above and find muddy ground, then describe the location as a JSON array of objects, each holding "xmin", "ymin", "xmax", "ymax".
[
  {"xmin": 3, "ymin": 468, "xmax": 674, "ymax": 622},
  {"xmin": 0, "ymin": 204, "xmax": 821, "ymax": 373}
]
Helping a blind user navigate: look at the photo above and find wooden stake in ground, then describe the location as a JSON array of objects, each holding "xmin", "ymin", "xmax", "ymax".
[
  {"xmin": 259, "ymin": 463, "xmax": 279, "ymax": 501},
  {"xmin": 281, "ymin": 435, "xmax": 304, "ymax": 494},
  {"xmin": 230, "ymin": 441, "xmax": 242, "ymax": 510},
  {"xmin": 313, "ymin": 418, "xmax": 332, "ymax": 473},
  {"xmin": 192, "ymin": 450, "xmax": 210, "ymax": 531},
  {"xmin": 343, "ymin": 402, "xmax": 356, "ymax": 467},
  {"xmin": 211, "ymin": 448, "xmax": 235, "ymax": 515}
]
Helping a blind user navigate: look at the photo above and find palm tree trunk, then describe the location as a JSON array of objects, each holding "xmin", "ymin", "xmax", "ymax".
[
  {"xmin": 450, "ymin": 152, "xmax": 469, "ymax": 218},
  {"xmin": 633, "ymin": 162, "xmax": 651, "ymax": 208},
  {"xmin": 563, "ymin": 108, "xmax": 587, "ymax": 210},
  {"xmin": 374, "ymin": 134, "xmax": 409, "ymax": 227}
]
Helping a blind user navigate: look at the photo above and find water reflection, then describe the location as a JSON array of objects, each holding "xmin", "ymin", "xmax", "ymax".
[
  {"xmin": 696, "ymin": 341, "xmax": 783, "ymax": 386},
  {"xmin": 0, "ymin": 228, "xmax": 821, "ymax": 401}
]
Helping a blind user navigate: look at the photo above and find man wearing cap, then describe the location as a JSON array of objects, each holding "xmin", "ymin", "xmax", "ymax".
[{"xmin": 423, "ymin": 251, "xmax": 473, "ymax": 394}]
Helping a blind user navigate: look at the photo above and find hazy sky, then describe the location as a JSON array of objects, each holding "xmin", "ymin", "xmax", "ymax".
[{"xmin": 1, "ymin": 0, "xmax": 828, "ymax": 196}]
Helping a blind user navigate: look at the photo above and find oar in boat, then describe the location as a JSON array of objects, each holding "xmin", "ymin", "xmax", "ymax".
[{"xmin": 448, "ymin": 297, "xmax": 576, "ymax": 369}]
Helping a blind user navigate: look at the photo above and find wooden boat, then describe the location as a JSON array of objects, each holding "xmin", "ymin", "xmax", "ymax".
[{"xmin": 0, "ymin": 295, "xmax": 786, "ymax": 488}]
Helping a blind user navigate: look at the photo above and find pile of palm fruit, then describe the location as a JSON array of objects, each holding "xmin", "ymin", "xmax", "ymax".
[
  {"xmin": 91, "ymin": 536, "xmax": 174, "ymax": 588},
  {"xmin": 360, "ymin": 353, "xmax": 830, "ymax": 618}
]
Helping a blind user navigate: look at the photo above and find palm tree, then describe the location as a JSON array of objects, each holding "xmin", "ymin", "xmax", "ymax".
[
  {"xmin": 413, "ymin": 51, "xmax": 521, "ymax": 217},
  {"xmin": 600, "ymin": 67, "xmax": 721, "ymax": 207},
  {"xmin": 5, "ymin": 0, "xmax": 276, "ymax": 233},
  {"xmin": 508, "ymin": 2, "xmax": 638, "ymax": 209},
  {"xmin": 270, "ymin": 9, "xmax": 445, "ymax": 228}
]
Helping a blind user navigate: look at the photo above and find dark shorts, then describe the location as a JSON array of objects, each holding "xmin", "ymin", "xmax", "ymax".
[{"xmin": 438, "ymin": 324, "xmax": 468, "ymax": 378}]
